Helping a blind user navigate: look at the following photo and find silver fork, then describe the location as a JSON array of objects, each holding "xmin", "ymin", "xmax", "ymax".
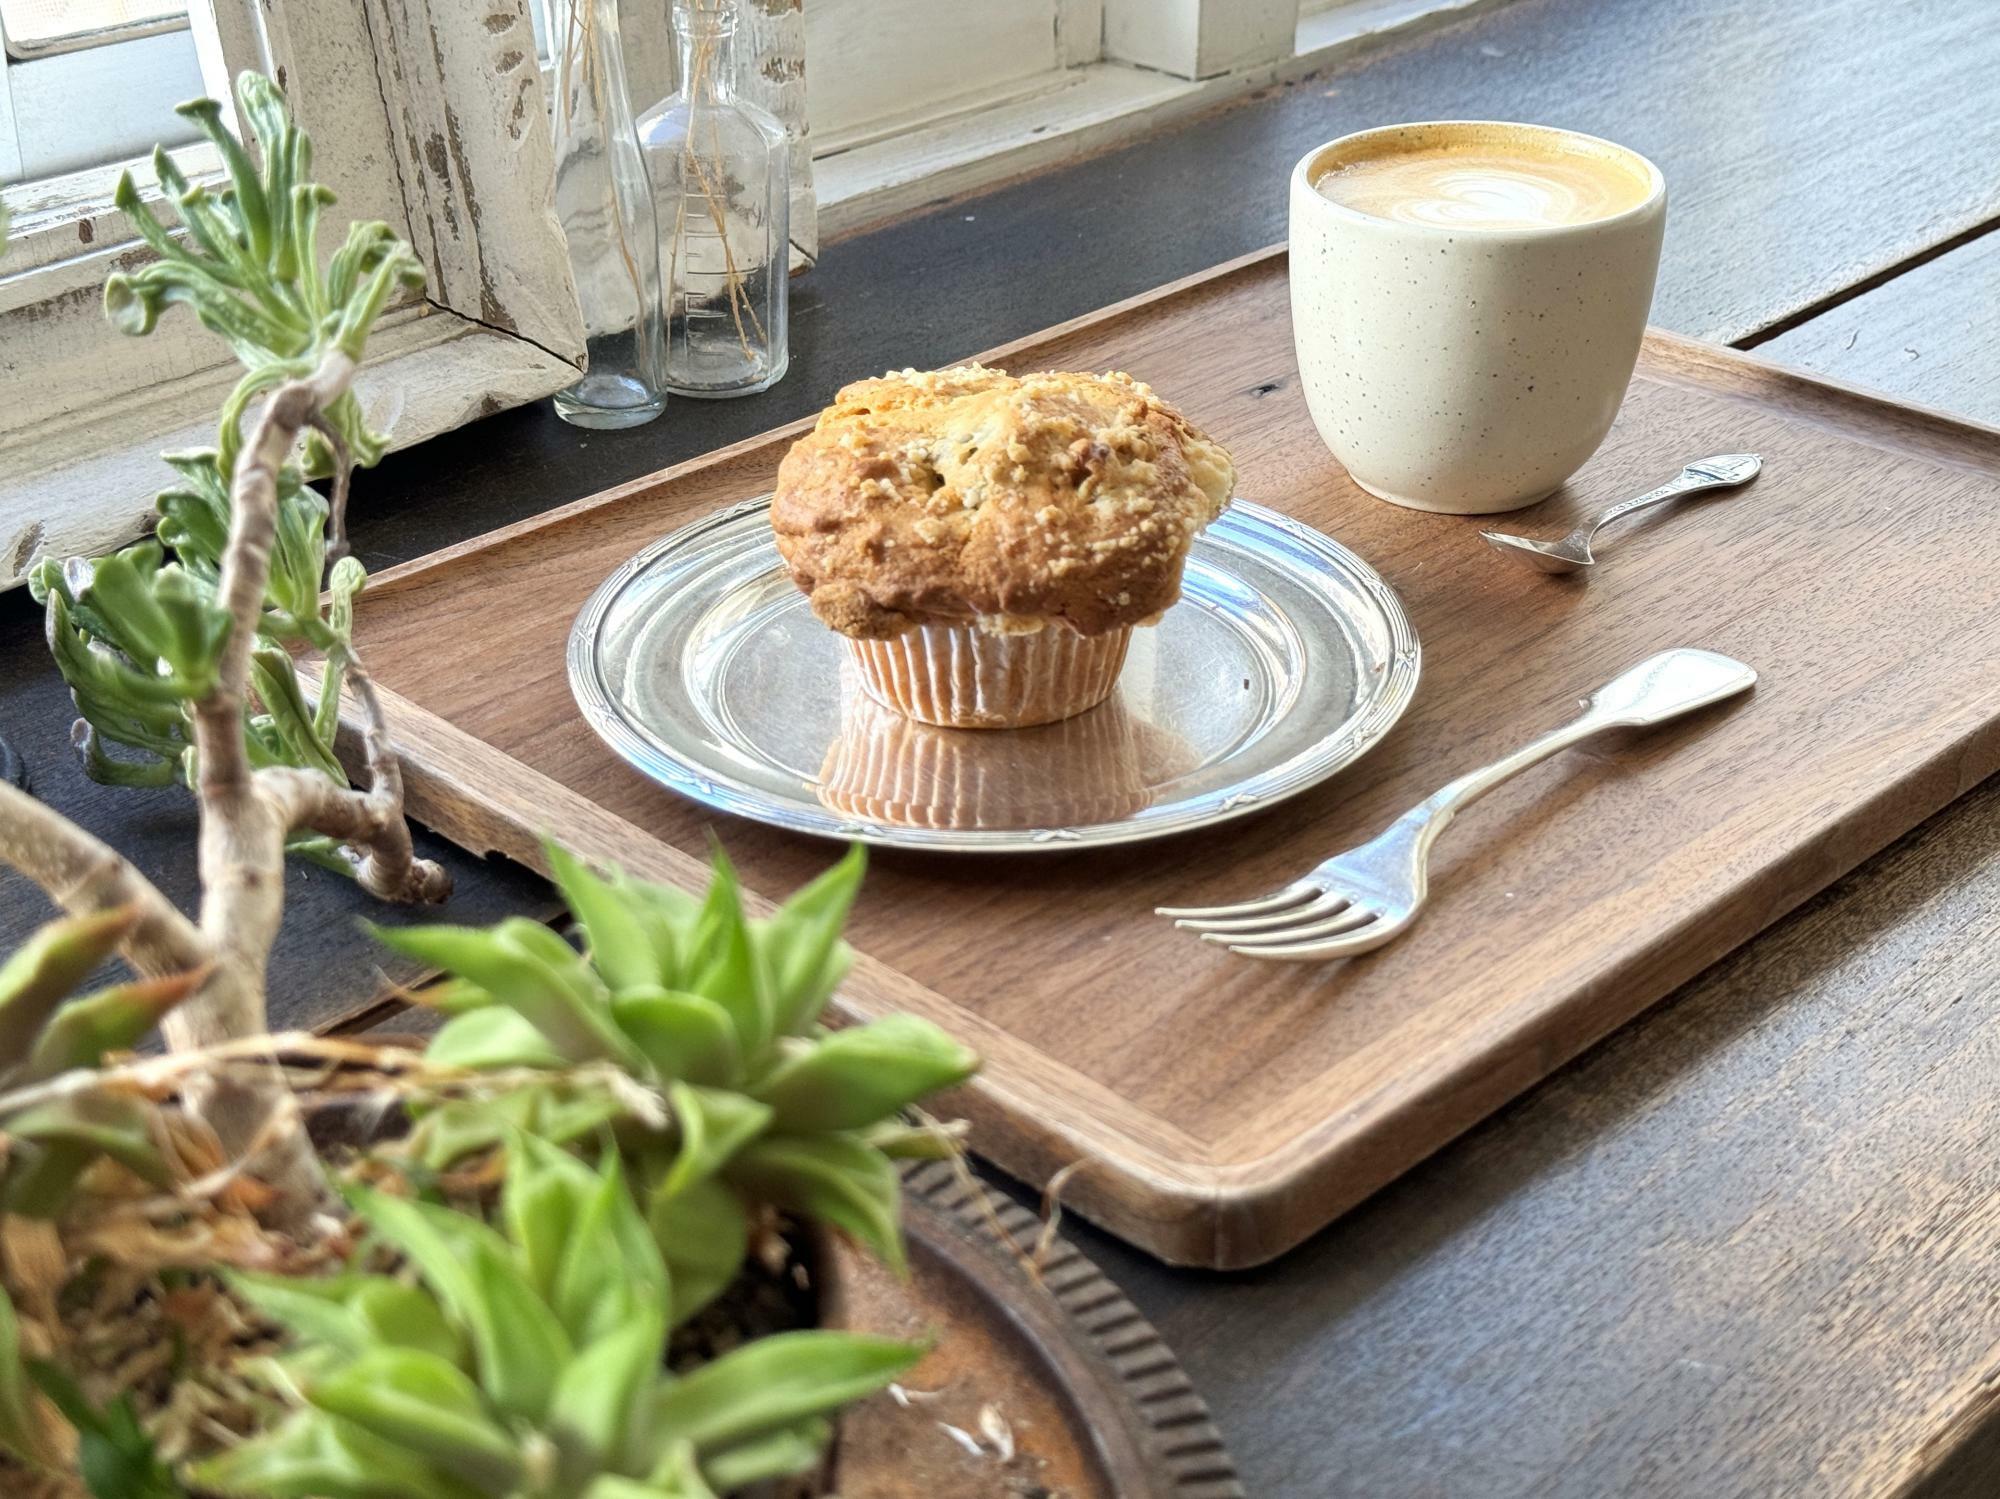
[{"xmin": 1157, "ymin": 648, "xmax": 1757, "ymax": 962}]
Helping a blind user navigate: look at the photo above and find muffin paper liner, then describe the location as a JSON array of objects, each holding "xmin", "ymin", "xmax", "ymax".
[{"xmin": 847, "ymin": 622, "xmax": 1131, "ymax": 729}]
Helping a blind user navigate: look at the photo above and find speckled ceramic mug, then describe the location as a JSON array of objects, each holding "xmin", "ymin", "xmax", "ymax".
[{"xmin": 1289, "ymin": 121, "xmax": 1667, "ymax": 514}]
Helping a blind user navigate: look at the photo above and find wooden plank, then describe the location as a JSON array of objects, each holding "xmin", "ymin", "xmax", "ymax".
[
  {"xmin": 0, "ymin": 314, "xmax": 582, "ymax": 590},
  {"xmin": 1755, "ymin": 228, "xmax": 2000, "ymax": 430},
  {"xmin": 357, "ymin": 0, "xmax": 584, "ymax": 360},
  {"xmin": 338, "ymin": 251, "xmax": 2000, "ymax": 1266},
  {"xmin": 1050, "ymin": 223, "xmax": 2000, "ymax": 1494}
]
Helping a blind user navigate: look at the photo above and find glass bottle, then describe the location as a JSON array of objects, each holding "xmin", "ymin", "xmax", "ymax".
[
  {"xmin": 638, "ymin": 0, "xmax": 790, "ymax": 397},
  {"xmin": 547, "ymin": 0, "xmax": 668, "ymax": 428}
]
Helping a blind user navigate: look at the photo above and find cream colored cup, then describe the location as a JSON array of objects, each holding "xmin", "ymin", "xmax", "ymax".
[{"xmin": 1288, "ymin": 121, "xmax": 1666, "ymax": 515}]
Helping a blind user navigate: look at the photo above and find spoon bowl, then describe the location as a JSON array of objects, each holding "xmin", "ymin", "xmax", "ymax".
[
  {"xmin": 1481, "ymin": 531, "xmax": 1597, "ymax": 573},
  {"xmin": 1481, "ymin": 453, "xmax": 1763, "ymax": 575}
]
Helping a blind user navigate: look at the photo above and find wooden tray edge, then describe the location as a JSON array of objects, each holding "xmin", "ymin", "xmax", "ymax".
[
  {"xmin": 1636, "ymin": 327, "xmax": 2000, "ymax": 475},
  {"xmin": 1195, "ymin": 707, "xmax": 2000, "ymax": 1267}
]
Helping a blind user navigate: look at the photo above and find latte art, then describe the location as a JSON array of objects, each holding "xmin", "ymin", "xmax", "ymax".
[{"xmin": 1314, "ymin": 143, "xmax": 1652, "ymax": 231}]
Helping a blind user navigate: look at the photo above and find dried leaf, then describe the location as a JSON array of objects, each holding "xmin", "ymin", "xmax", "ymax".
[
  {"xmin": 937, "ymin": 1422, "xmax": 984, "ymax": 1458},
  {"xmin": 979, "ymin": 1404, "xmax": 1016, "ymax": 1463}
]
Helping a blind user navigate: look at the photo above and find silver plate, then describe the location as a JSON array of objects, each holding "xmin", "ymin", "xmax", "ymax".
[{"xmin": 568, "ymin": 496, "xmax": 1420, "ymax": 853}]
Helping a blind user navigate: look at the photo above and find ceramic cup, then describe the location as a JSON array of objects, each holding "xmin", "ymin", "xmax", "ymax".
[{"xmin": 1288, "ymin": 121, "xmax": 1667, "ymax": 514}]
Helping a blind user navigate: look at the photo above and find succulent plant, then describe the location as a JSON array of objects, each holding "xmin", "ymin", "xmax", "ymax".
[
  {"xmin": 29, "ymin": 71, "xmax": 421, "ymax": 870},
  {"xmin": 0, "ymin": 908, "xmax": 205, "ymax": 1218},
  {"xmin": 374, "ymin": 846, "xmax": 979, "ymax": 1322},
  {"xmin": 198, "ymin": 1135, "xmax": 919, "ymax": 1499},
  {"xmin": 0, "ymin": 76, "xmax": 972, "ymax": 1499},
  {"xmin": 104, "ymin": 71, "xmax": 421, "ymax": 475}
]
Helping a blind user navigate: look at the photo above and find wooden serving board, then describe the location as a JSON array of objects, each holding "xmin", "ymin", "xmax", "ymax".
[{"xmin": 341, "ymin": 248, "xmax": 2000, "ymax": 1268}]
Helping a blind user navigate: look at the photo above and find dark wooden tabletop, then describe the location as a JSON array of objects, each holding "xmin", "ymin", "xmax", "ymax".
[{"xmin": 6, "ymin": 0, "xmax": 2000, "ymax": 1493}]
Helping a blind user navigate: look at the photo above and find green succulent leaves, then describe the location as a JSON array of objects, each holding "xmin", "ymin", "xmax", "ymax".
[
  {"xmin": 104, "ymin": 72, "xmax": 423, "ymax": 471},
  {"xmin": 754, "ymin": 1016, "xmax": 978, "ymax": 1134},
  {"xmin": 379, "ymin": 846, "xmax": 979, "ymax": 1305},
  {"xmin": 4, "ymin": 71, "xmax": 978, "ymax": 1493},
  {"xmin": 0, "ymin": 907, "xmax": 141, "ymax": 1070},
  {"xmin": 0, "ymin": 909, "xmax": 205, "ymax": 1217},
  {"xmin": 199, "ymin": 1145, "xmax": 919, "ymax": 1499},
  {"xmin": 39, "ymin": 70, "xmax": 419, "ymax": 870}
]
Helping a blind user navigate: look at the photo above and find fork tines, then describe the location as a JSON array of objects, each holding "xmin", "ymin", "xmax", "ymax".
[{"xmin": 1156, "ymin": 882, "xmax": 1384, "ymax": 958}]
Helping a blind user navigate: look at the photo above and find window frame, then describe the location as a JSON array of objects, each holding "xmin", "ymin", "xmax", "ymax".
[
  {"xmin": 0, "ymin": 0, "xmax": 583, "ymax": 587},
  {"xmin": 1, "ymin": 0, "xmax": 189, "ymax": 60}
]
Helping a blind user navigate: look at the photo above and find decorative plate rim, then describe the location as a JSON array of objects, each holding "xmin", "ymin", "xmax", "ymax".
[
  {"xmin": 898, "ymin": 1157, "xmax": 1247, "ymax": 1498},
  {"xmin": 566, "ymin": 495, "xmax": 1420, "ymax": 854}
]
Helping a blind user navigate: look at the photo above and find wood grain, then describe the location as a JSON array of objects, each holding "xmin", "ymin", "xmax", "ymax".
[
  {"xmin": 3, "ymin": 0, "xmax": 1999, "ymax": 1483},
  {"xmin": 1070, "ymin": 770, "xmax": 2000, "ymax": 1498},
  {"xmin": 1756, "ymin": 228, "xmax": 2000, "ymax": 430},
  {"xmin": 336, "ymin": 250, "xmax": 2000, "ymax": 1266}
]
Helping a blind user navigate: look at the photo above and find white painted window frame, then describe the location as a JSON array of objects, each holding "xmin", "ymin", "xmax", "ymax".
[{"xmin": 0, "ymin": 0, "xmax": 583, "ymax": 585}]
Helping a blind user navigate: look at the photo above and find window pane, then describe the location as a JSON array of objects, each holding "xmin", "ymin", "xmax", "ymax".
[
  {"xmin": 3, "ymin": 24, "xmax": 203, "ymax": 177},
  {"xmin": 2, "ymin": 0, "xmax": 186, "ymax": 54}
]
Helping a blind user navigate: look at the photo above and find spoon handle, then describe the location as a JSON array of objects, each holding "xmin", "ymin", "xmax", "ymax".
[{"xmin": 1580, "ymin": 453, "xmax": 1763, "ymax": 548}]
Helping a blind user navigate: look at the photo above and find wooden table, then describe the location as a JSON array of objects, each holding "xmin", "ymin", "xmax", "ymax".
[{"xmin": 5, "ymin": 0, "xmax": 1999, "ymax": 1492}]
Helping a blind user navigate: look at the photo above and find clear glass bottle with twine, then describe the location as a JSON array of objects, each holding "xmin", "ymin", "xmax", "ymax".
[
  {"xmin": 638, "ymin": 0, "xmax": 790, "ymax": 397},
  {"xmin": 547, "ymin": 0, "xmax": 668, "ymax": 429}
]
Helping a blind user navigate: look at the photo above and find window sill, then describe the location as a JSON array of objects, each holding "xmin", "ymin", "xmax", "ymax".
[
  {"xmin": 815, "ymin": 0, "xmax": 1505, "ymax": 240},
  {"xmin": 0, "ymin": 304, "xmax": 576, "ymax": 587}
]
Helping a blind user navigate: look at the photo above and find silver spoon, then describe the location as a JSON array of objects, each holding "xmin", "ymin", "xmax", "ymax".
[{"xmin": 1480, "ymin": 453, "xmax": 1763, "ymax": 574}]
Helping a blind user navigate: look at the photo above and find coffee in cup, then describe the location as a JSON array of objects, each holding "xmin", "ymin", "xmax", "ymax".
[{"xmin": 1289, "ymin": 121, "xmax": 1666, "ymax": 514}]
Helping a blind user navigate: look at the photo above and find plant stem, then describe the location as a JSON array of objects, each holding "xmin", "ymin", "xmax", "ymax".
[
  {"xmin": 0, "ymin": 780, "xmax": 210, "ymax": 981},
  {"xmin": 175, "ymin": 348, "xmax": 449, "ymax": 1213},
  {"xmin": 308, "ymin": 413, "xmax": 354, "ymax": 563}
]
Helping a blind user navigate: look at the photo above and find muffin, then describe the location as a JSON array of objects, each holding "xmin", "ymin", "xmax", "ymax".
[{"xmin": 771, "ymin": 364, "xmax": 1236, "ymax": 728}]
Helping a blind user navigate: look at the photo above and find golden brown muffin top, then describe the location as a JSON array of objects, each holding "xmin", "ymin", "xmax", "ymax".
[{"xmin": 771, "ymin": 365, "xmax": 1235, "ymax": 639}]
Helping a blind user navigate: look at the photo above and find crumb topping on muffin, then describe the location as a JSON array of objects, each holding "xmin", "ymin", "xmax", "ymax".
[{"xmin": 771, "ymin": 365, "xmax": 1236, "ymax": 639}]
